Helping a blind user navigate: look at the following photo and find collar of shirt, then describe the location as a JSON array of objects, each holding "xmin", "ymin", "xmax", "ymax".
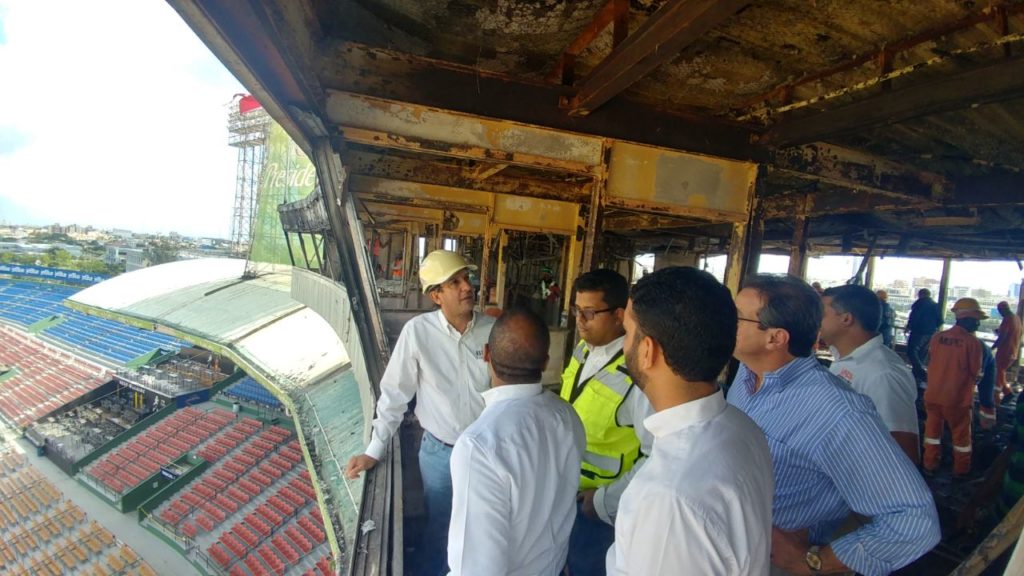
[
  {"xmin": 740, "ymin": 355, "xmax": 820, "ymax": 396},
  {"xmin": 587, "ymin": 335, "xmax": 625, "ymax": 360},
  {"xmin": 831, "ymin": 334, "xmax": 884, "ymax": 363},
  {"xmin": 643, "ymin": 389, "xmax": 727, "ymax": 438},
  {"xmin": 435, "ymin": 309, "xmax": 479, "ymax": 338},
  {"xmin": 580, "ymin": 335, "xmax": 625, "ymax": 382},
  {"xmin": 481, "ymin": 383, "xmax": 543, "ymax": 407}
]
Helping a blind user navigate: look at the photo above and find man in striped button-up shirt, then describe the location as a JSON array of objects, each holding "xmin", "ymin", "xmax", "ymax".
[{"xmin": 728, "ymin": 275, "xmax": 940, "ymax": 576}]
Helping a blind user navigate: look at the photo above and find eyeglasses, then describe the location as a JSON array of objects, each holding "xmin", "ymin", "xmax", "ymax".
[
  {"xmin": 737, "ymin": 317, "xmax": 766, "ymax": 329},
  {"xmin": 570, "ymin": 306, "xmax": 613, "ymax": 322}
]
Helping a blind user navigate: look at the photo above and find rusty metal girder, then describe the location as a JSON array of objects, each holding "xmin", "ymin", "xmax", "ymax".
[
  {"xmin": 327, "ymin": 91, "xmax": 605, "ymax": 175},
  {"xmin": 340, "ymin": 150, "xmax": 591, "ymax": 204},
  {"xmin": 771, "ymin": 143, "xmax": 946, "ymax": 203},
  {"xmin": 606, "ymin": 141, "xmax": 756, "ymax": 223},
  {"xmin": 318, "ymin": 42, "xmax": 759, "ymax": 161},
  {"xmin": 353, "ymin": 177, "xmax": 579, "ymax": 236}
]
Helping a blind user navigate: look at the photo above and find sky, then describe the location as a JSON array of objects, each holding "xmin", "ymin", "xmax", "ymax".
[{"xmin": 0, "ymin": 0, "xmax": 244, "ymax": 238}]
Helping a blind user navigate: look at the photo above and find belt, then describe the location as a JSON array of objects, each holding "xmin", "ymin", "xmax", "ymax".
[{"xmin": 425, "ymin": 431, "xmax": 455, "ymax": 449}]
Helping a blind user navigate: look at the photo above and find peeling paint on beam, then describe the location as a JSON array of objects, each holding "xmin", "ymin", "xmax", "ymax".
[
  {"xmin": 606, "ymin": 141, "xmax": 756, "ymax": 223},
  {"xmin": 340, "ymin": 126, "xmax": 597, "ymax": 175},
  {"xmin": 772, "ymin": 143, "xmax": 947, "ymax": 203},
  {"xmin": 318, "ymin": 43, "xmax": 759, "ymax": 161},
  {"xmin": 340, "ymin": 150, "xmax": 591, "ymax": 203},
  {"xmin": 327, "ymin": 91, "xmax": 604, "ymax": 174}
]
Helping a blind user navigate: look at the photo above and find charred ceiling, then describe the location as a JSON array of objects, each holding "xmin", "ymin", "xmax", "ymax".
[{"xmin": 180, "ymin": 0, "xmax": 1024, "ymax": 260}]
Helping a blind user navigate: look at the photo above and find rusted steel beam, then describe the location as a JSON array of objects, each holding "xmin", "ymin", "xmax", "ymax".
[
  {"xmin": 547, "ymin": 0, "xmax": 630, "ymax": 84},
  {"xmin": 470, "ymin": 163, "xmax": 509, "ymax": 181},
  {"xmin": 739, "ymin": 3, "xmax": 1024, "ymax": 109},
  {"xmin": 566, "ymin": 0, "xmax": 750, "ymax": 116},
  {"xmin": 604, "ymin": 197, "xmax": 749, "ymax": 224},
  {"xmin": 340, "ymin": 150, "xmax": 591, "ymax": 204},
  {"xmin": 613, "ymin": 0, "xmax": 629, "ymax": 47},
  {"xmin": 761, "ymin": 190, "xmax": 933, "ymax": 220},
  {"xmin": 339, "ymin": 126, "xmax": 598, "ymax": 176},
  {"xmin": 602, "ymin": 213, "xmax": 705, "ymax": 231},
  {"xmin": 787, "ymin": 215, "xmax": 809, "ymax": 278},
  {"xmin": 320, "ymin": 42, "xmax": 760, "ymax": 161},
  {"xmin": 761, "ymin": 58, "xmax": 1024, "ymax": 146},
  {"xmin": 581, "ymin": 142, "xmax": 611, "ymax": 272}
]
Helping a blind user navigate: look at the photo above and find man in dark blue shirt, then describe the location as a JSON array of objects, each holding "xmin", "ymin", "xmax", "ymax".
[{"xmin": 906, "ymin": 288, "xmax": 943, "ymax": 382}]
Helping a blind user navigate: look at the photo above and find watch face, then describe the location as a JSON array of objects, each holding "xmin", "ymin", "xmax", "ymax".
[{"xmin": 806, "ymin": 549, "xmax": 823, "ymax": 571}]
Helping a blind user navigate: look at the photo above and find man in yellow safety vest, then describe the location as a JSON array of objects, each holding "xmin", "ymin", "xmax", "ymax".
[{"xmin": 560, "ymin": 269, "xmax": 652, "ymax": 576}]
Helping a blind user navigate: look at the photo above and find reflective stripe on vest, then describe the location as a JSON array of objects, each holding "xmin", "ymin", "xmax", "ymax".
[{"xmin": 560, "ymin": 340, "xmax": 641, "ymax": 490}]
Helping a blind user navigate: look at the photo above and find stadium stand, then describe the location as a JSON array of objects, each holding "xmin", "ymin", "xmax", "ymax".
[
  {"xmin": 0, "ymin": 278, "xmax": 186, "ymax": 365},
  {"xmin": 0, "ymin": 445, "xmax": 157, "ymax": 575},
  {"xmin": 224, "ymin": 376, "xmax": 283, "ymax": 410},
  {"xmin": 84, "ymin": 407, "xmax": 238, "ymax": 496},
  {"xmin": 147, "ymin": 420, "xmax": 328, "ymax": 576},
  {"xmin": 0, "ymin": 326, "xmax": 110, "ymax": 428}
]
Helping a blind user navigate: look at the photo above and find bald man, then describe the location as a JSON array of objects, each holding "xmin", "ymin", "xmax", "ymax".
[{"xmin": 447, "ymin": 308, "xmax": 585, "ymax": 576}]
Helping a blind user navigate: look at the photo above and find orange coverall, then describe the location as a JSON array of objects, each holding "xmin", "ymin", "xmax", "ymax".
[
  {"xmin": 996, "ymin": 313, "xmax": 1022, "ymax": 396},
  {"xmin": 924, "ymin": 325, "xmax": 983, "ymax": 475}
]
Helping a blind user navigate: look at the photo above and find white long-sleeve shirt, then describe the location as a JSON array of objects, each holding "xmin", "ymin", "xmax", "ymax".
[
  {"xmin": 575, "ymin": 335, "xmax": 654, "ymax": 524},
  {"xmin": 448, "ymin": 384, "xmax": 585, "ymax": 576},
  {"xmin": 607, "ymin": 391, "xmax": 774, "ymax": 576},
  {"xmin": 365, "ymin": 310, "xmax": 495, "ymax": 460},
  {"xmin": 829, "ymin": 335, "xmax": 919, "ymax": 435}
]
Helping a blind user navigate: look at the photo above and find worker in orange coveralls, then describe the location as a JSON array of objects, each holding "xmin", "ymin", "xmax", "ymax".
[
  {"xmin": 923, "ymin": 298, "xmax": 986, "ymax": 477},
  {"xmin": 993, "ymin": 300, "xmax": 1022, "ymax": 404}
]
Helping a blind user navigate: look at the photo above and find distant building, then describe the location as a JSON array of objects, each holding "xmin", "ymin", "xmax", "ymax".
[
  {"xmin": 124, "ymin": 249, "xmax": 147, "ymax": 272},
  {"xmin": 1011, "ymin": 283, "xmax": 1021, "ymax": 299}
]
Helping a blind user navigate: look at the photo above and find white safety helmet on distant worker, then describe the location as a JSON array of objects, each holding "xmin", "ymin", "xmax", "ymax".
[
  {"xmin": 951, "ymin": 297, "xmax": 988, "ymax": 320},
  {"xmin": 419, "ymin": 250, "xmax": 477, "ymax": 294}
]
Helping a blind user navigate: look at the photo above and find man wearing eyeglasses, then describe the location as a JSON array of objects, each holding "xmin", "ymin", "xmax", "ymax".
[
  {"xmin": 560, "ymin": 269, "xmax": 653, "ymax": 576},
  {"xmin": 728, "ymin": 275, "xmax": 939, "ymax": 576}
]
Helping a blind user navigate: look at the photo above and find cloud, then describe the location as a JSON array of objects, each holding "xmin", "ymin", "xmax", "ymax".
[{"xmin": 0, "ymin": 0, "xmax": 245, "ymax": 238}]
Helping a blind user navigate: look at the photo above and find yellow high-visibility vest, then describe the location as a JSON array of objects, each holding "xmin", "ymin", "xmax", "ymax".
[{"xmin": 560, "ymin": 340, "xmax": 641, "ymax": 490}]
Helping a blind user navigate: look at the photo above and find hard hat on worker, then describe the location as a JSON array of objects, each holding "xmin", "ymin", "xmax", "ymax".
[
  {"xmin": 419, "ymin": 250, "xmax": 476, "ymax": 294},
  {"xmin": 951, "ymin": 297, "xmax": 988, "ymax": 320}
]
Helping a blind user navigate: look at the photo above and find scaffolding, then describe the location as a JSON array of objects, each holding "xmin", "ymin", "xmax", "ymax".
[{"xmin": 228, "ymin": 95, "xmax": 272, "ymax": 256}]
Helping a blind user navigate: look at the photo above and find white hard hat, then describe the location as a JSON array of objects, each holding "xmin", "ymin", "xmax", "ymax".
[{"xmin": 419, "ymin": 250, "xmax": 476, "ymax": 294}]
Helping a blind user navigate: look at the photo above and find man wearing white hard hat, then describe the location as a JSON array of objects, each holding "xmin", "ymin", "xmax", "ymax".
[
  {"xmin": 923, "ymin": 297, "xmax": 986, "ymax": 477},
  {"xmin": 345, "ymin": 249, "xmax": 495, "ymax": 576}
]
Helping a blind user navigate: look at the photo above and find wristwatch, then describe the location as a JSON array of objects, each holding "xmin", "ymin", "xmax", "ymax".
[{"xmin": 805, "ymin": 545, "xmax": 822, "ymax": 575}]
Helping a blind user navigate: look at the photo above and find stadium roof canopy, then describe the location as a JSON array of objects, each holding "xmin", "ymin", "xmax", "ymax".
[
  {"xmin": 66, "ymin": 258, "xmax": 348, "ymax": 390},
  {"xmin": 65, "ymin": 258, "xmax": 370, "ymax": 561}
]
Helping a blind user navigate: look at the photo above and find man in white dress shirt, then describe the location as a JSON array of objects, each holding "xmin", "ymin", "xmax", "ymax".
[
  {"xmin": 607, "ymin": 266, "xmax": 773, "ymax": 576},
  {"xmin": 820, "ymin": 284, "xmax": 920, "ymax": 464},
  {"xmin": 345, "ymin": 250, "xmax": 495, "ymax": 576},
  {"xmin": 447, "ymin": 307, "xmax": 585, "ymax": 576}
]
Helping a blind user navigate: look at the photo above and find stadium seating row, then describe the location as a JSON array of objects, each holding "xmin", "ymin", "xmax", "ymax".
[
  {"xmin": 86, "ymin": 407, "xmax": 236, "ymax": 494},
  {"xmin": 0, "ymin": 279, "xmax": 185, "ymax": 365},
  {"xmin": 0, "ymin": 327, "xmax": 109, "ymax": 428}
]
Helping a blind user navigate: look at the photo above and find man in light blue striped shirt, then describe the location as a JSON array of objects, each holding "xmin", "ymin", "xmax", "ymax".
[{"xmin": 728, "ymin": 275, "xmax": 940, "ymax": 576}]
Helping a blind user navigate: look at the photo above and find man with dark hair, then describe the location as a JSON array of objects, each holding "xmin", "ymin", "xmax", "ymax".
[
  {"xmin": 448, "ymin": 308, "xmax": 584, "ymax": 576},
  {"xmin": 993, "ymin": 300, "xmax": 1022, "ymax": 403},
  {"xmin": 820, "ymin": 285, "xmax": 919, "ymax": 464},
  {"xmin": 923, "ymin": 298, "xmax": 986, "ymax": 477},
  {"xmin": 607, "ymin": 267, "xmax": 772, "ymax": 575},
  {"xmin": 729, "ymin": 275, "xmax": 939, "ymax": 576},
  {"xmin": 906, "ymin": 288, "xmax": 943, "ymax": 382},
  {"xmin": 560, "ymin": 269, "xmax": 652, "ymax": 576},
  {"xmin": 345, "ymin": 250, "xmax": 494, "ymax": 576}
]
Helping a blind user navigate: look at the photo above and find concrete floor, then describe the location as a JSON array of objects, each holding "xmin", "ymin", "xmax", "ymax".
[{"xmin": 3, "ymin": 427, "xmax": 199, "ymax": 575}]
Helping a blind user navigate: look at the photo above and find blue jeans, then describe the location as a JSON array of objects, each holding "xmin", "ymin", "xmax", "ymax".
[
  {"xmin": 417, "ymin": 431, "xmax": 454, "ymax": 576},
  {"xmin": 567, "ymin": 501, "xmax": 615, "ymax": 576}
]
